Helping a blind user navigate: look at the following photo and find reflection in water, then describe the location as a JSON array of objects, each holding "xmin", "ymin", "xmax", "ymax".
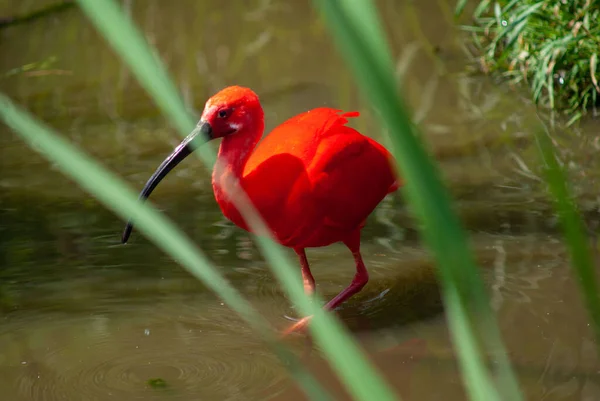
[{"xmin": 2, "ymin": 0, "xmax": 600, "ymax": 400}]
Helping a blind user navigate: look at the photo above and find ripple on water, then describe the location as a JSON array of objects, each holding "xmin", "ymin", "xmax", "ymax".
[{"xmin": 2, "ymin": 299, "xmax": 289, "ymax": 401}]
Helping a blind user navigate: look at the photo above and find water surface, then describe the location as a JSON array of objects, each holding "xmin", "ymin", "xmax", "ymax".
[{"xmin": 2, "ymin": 1, "xmax": 600, "ymax": 400}]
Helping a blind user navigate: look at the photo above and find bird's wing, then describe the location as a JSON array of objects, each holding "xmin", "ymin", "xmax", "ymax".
[
  {"xmin": 241, "ymin": 108, "xmax": 361, "ymax": 212},
  {"xmin": 244, "ymin": 108, "xmax": 359, "ymax": 171},
  {"xmin": 241, "ymin": 108, "xmax": 397, "ymax": 237},
  {"xmin": 308, "ymin": 127, "xmax": 397, "ymax": 231}
]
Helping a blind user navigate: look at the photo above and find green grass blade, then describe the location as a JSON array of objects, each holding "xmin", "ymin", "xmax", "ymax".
[
  {"xmin": 461, "ymin": 1, "xmax": 599, "ymax": 117},
  {"xmin": 0, "ymin": 94, "xmax": 334, "ymax": 401},
  {"xmin": 503, "ymin": 19, "xmax": 528, "ymax": 51},
  {"xmin": 75, "ymin": 0, "xmax": 193, "ymax": 134},
  {"xmin": 473, "ymin": 0, "xmax": 492, "ymax": 19},
  {"xmin": 445, "ymin": 287, "xmax": 496, "ymax": 400},
  {"xmin": 493, "ymin": 3, "xmax": 502, "ymax": 27},
  {"xmin": 74, "ymin": 1, "xmax": 400, "ymax": 400},
  {"xmin": 312, "ymin": 1, "xmax": 524, "ymax": 400},
  {"xmin": 491, "ymin": 2, "xmax": 544, "ymax": 50},
  {"xmin": 73, "ymin": 0, "xmax": 216, "ymax": 164},
  {"xmin": 535, "ymin": 127, "xmax": 600, "ymax": 343},
  {"xmin": 455, "ymin": 0, "xmax": 468, "ymax": 17},
  {"xmin": 547, "ymin": 66, "xmax": 555, "ymax": 109},
  {"xmin": 503, "ymin": 0, "xmax": 523, "ymax": 14}
]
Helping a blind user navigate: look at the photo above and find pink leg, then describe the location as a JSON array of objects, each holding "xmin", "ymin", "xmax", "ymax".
[
  {"xmin": 295, "ymin": 248, "xmax": 316, "ymax": 296},
  {"xmin": 283, "ymin": 231, "xmax": 368, "ymax": 336},
  {"xmin": 322, "ymin": 243, "xmax": 368, "ymax": 310}
]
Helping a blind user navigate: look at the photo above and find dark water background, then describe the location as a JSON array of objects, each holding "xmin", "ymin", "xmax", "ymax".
[{"xmin": 2, "ymin": 0, "xmax": 600, "ymax": 399}]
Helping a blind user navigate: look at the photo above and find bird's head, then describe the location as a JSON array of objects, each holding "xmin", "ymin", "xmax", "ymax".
[
  {"xmin": 120, "ymin": 85, "xmax": 263, "ymax": 244},
  {"xmin": 198, "ymin": 85, "xmax": 263, "ymax": 139}
]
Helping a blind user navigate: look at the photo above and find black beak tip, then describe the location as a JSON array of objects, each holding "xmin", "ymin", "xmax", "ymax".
[
  {"xmin": 121, "ymin": 222, "xmax": 133, "ymax": 244},
  {"xmin": 119, "ymin": 122, "xmax": 208, "ymax": 247}
]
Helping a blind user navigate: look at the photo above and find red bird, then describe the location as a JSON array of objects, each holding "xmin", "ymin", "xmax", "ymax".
[{"xmin": 122, "ymin": 86, "xmax": 399, "ymax": 334}]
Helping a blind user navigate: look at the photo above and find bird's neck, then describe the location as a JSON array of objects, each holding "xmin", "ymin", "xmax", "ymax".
[
  {"xmin": 212, "ymin": 124, "xmax": 263, "ymax": 202},
  {"xmin": 217, "ymin": 127, "xmax": 262, "ymax": 175}
]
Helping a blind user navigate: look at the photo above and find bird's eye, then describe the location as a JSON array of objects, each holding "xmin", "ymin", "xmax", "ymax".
[{"xmin": 217, "ymin": 108, "xmax": 232, "ymax": 119}]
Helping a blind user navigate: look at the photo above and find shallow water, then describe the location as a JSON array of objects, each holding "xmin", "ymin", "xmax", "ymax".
[{"xmin": 2, "ymin": 1, "xmax": 600, "ymax": 400}]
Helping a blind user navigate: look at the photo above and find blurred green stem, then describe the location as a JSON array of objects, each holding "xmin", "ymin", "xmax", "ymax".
[
  {"xmin": 313, "ymin": 1, "xmax": 523, "ymax": 400},
  {"xmin": 535, "ymin": 127, "xmax": 600, "ymax": 346}
]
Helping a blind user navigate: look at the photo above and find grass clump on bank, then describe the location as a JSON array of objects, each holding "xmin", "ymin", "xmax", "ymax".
[{"xmin": 457, "ymin": 0, "xmax": 600, "ymax": 124}]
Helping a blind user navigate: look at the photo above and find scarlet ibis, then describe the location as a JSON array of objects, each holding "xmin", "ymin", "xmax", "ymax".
[{"xmin": 122, "ymin": 86, "xmax": 399, "ymax": 334}]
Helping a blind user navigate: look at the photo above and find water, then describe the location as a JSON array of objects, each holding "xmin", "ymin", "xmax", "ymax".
[{"xmin": 2, "ymin": 0, "xmax": 600, "ymax": 400}]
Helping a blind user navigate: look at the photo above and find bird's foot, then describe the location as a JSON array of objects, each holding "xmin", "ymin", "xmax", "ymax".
[{"xmin": 281, "ymin": 315, "xmax": 313, "ymax": 337}]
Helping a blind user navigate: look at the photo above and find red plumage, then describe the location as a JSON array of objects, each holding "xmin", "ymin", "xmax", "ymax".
[{"xmin": 124, "ymin": 86, "xmax": 401, "ymax": 335}]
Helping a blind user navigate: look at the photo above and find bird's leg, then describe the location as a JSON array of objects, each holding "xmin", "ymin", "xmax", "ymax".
[
  {"xmin": 296, "ymin": 248, "xmax": 316, "ymax": 296},
  {"xmin": 282, "ymin": 248, "xmax": 317, "ymax": 338},
  {"xmin": 283, "ymin": 231, "xmax": 368, "ymax": 336},
  {"xmin": 282, "ymin": 248, "xmax": 316, "ymax": 326},
  {"xmin": 321, "ymin": 247, "xmax": 368, "ymax": 311}
]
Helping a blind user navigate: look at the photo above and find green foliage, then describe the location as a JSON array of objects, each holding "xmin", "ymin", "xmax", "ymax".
[
  {"xmin": 459, "ymin": 0, "xmax": 600, "ymax": 124},
  {"xmin": 313, "ymin": 1, "xmax": 522, "ymax": 400}
]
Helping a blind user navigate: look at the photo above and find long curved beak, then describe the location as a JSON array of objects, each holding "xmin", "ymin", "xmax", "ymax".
[{"xmin": 121, "ymin": 121, "xmax": 212, "ymax": 244}]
